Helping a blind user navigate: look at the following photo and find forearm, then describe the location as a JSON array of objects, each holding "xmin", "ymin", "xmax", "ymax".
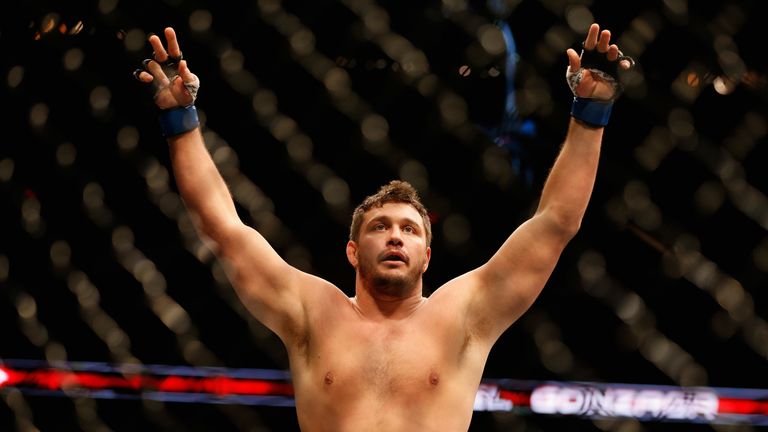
[
  {"xmin": 535, "ymin": 118, "xmax": 603, "ymax": 234},
  {"xmin": 168, "ymin": 128, "xmax": 240, "ymax": 239}
]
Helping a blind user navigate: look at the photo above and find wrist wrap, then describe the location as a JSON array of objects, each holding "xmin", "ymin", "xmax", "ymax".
[
  {"xmin": 158, "ymin": 105, "xmax": 199, "ymax": 137},
  {"xmin": 570, "ymin": 97, "xmax": 613, "ymax": 128}
]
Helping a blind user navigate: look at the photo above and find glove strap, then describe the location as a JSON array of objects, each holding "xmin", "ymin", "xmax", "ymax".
[
  {"xmin": 158, "ymin": 105, "xmax": 199, "ymax": 137},
  {"xmin": 570, "ymin": 97, "xmax": 612, "ymax": 128}
]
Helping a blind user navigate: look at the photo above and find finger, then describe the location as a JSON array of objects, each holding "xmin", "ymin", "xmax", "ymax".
[
  {"xmin": 178, "ymin": 60, "xmax": 196, "ymax": 83},
  {"xmin": 134, "ymin": 69, "xmax": 155, "ymax": 83},
  {"xmin": 607, "ymin": 44, "xmax": 619, "ymax": 61},
  {"xmin": 566, "ymin": 48, "xmax": 581, "ymax": 71},
  {"xmin": 620, "ymin": 59, "xmax": 632, "ymax": 69},
  {"xmin": 165, "ymin": 27, "xmax": 182, "ymax": 59},
  {"xmin": 144, "ymin": 59, "xmax": 171, "ymax": 87},
  {"xmin": 597, "ymin": 29, "xmax": 611, "ymax": 53},
  {"xmin": 584, "ymin": 23, "xmax": 600, "ymax": 50},
  {"xmin": 149, "ymin": 34, "xmax": 169, "ymax": 63}
]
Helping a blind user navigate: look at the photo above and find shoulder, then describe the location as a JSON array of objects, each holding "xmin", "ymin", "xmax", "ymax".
[
  {"xmin": 422, "ymin": 270, "xmax": 483, "ymax": 323},
  {"xmin": 296, "ymin": 272, "xmax": 351, "ymax": 309},
  {"xmin": 428, "ymin": 268, "xmax": 484, "ymax": 305}
]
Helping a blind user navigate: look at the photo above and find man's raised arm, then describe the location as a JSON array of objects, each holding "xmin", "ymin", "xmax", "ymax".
[
  {"xmin": 134, "ymin": 27, "xmax": 312, "ymax": 342},
  {"xmin": 457, "ymin": 23, "xmax": 634, "ymax": 341}
]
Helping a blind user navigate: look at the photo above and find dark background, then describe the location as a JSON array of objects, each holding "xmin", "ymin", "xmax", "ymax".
[{"xmin": 1, "ymin": 0, "xmax": 767, "ymax": 430}]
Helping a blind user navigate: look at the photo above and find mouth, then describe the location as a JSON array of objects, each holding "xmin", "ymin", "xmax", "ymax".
[{"xmin": 380, "ymin": 250, "xmax": 408, "ymax": 264}]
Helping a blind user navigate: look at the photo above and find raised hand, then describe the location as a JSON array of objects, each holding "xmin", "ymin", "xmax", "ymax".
[
  {"xmin": 134, "ymin": 27, "xmax": 199, "ymax": 110},
  {"xmin": 566, "ymin": 23, "xmax": 633, "ymax": 101}
]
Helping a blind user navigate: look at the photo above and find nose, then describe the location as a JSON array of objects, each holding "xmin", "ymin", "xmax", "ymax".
[{"xmin": 387, "ymin": 226, "xmax": 404, "ymax": 246}]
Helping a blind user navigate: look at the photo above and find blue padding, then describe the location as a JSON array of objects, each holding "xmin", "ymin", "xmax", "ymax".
[
  {"xmin": 158, "ymin": 105, "xmax": 199, "ymax": 137},
  {"xmin": 570, "ymin": 97, "xmax": 613, "ymax": 127}
]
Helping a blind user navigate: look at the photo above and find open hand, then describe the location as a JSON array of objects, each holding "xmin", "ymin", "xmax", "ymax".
[
  {"xmin": 566, "ymin": 23, "xmax": 632, "ymax": 100},
  {"xmin": 134, "ymin": 27, "xmax": 198, "ymax": 110}
]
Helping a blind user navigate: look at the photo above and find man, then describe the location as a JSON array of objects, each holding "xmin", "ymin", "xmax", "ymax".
[{"xmin": 134, "ymin": 22, "xmax": 632, "ymax": 431}]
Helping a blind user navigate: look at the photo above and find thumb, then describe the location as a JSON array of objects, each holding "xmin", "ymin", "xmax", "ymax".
[{"xmin": 566, "ymin": 48, "xmax": 581, "ymax": 72}]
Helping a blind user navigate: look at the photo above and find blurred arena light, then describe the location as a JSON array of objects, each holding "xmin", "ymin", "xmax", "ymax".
[{"xmin": 1, "ymin": 359, "xmax": 767, "ymax": 425}]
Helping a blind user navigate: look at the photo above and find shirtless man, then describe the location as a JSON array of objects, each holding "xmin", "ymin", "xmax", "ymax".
[{"xmin": 134, "ymin": 22, "xmax": 632, "ymax": 431}]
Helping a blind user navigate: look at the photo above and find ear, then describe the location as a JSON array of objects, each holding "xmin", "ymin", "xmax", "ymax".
[
  {"xmin": 346, "ymin": 240, "xmax": 359, "ymax": 267},
  {"xmin": 422, "ymin": 246, "xmax": 431, "ymax": 273}
]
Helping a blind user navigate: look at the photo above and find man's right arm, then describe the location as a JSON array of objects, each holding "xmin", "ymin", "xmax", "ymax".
[
  {"xmin": 138, "ymin": 27, "xmax": 313, "ymax": 344},
  {"xmin": 169, "ymin": 128, "xmax": 311, "ymax": 341}
]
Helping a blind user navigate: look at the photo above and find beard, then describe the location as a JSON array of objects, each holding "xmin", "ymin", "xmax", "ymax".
[{"xmin": 358, "ymin": 255, "xmax": 424, "ymax": 298}]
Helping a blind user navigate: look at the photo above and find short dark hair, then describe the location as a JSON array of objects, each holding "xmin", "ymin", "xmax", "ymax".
[{"xmin": 349, "ymin": 180, "xmax": 432, "ymax": 246}]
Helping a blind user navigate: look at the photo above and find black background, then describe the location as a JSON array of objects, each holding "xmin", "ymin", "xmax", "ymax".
[{"xmin": 1, "ymin": 0, "xmax": 767, "ymax": 430}]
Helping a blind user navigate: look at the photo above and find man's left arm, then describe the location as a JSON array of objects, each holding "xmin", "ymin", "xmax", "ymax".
[{"xmin": 462, "ymin": 23, "xmax": 633, "ymax": 341}]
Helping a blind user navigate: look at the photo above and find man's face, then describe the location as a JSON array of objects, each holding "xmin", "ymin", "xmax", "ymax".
[{"xmin": 348, "ymin": 202, "xmax": 431, "ymax": 297}]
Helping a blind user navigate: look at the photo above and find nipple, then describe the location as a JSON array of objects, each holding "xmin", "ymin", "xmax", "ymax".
[
  {"xmin": 324, "ymin": 372, "xmax": 335, "ymax": 386},
  {"xmin": 429, "ymin": 371, "xmax": 439, "ymax": 386}
]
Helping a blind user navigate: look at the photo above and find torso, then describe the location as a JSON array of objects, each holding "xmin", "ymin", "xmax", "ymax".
[{"xmin": 286, "ymin": 286, "xmax": 491, "ymax": 432}]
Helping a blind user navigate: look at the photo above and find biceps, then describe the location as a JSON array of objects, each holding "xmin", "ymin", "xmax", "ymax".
[
  {"xmin": 487, "ymin": 216, "xmax": 571, "ymax": 282},
  {"xmin": 215, "ymin": 224, "xmax": 286, "ymax": 284},
  {"xmin": 472, "ymin": 217, "xmax": 572, "ymax": 335},
  {"xmin": 215, "ymin": 224, "xmax": 306, "ymax": 336}
]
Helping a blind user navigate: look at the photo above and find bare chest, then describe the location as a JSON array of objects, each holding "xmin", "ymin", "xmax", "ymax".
[
  {"xmin": 289, "ymin": 300, "xmax": 486, "ymax": 431},
  {"xmin": 305, "ymin": 320, "xmax": 461, "ymax": 400}
]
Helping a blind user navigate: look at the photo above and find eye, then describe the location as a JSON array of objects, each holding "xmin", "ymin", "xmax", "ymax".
[
  {"xmin": 404, "ymin": 225, "xmax": 415, "ymax": 234},
  {"xmin": 374, "ymin": 223, "xmax": 386, "ymax": 231}
]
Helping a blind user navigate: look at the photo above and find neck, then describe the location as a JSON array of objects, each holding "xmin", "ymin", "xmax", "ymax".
[{"xmin": 353, "ymin": 281, "xmax": 426, "ymax": 321}]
